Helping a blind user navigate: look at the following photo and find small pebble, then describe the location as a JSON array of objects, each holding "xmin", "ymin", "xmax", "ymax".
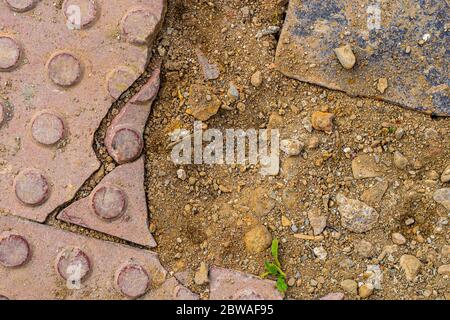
[
  {"xmin": 244, "ymin": 225, "xmax": 272, "ymax": 253},
  {"xmin": 441, "ymin": 165, "xmax": 450, "ymax": 183},
  {"xmin": 177, "ymin": 169, "xmax": 187, "ymax": 181},
  {"xmin": 287, "ymin": 277, "xmax": 296, "ymax": 287},
  {"xmin": 358, "ymin": 283, "xmax": 374, "ymax": 298},
  {"xmin": 194, "ymin": 262, "xmax": 209, "ymax": 285},
  {"xmin": 395, "ymin": 128, "xmax": 405, "ymax": 140},
  {"xmin": 280, "ymin": 139, "xmax": 303, "ymax": 156},
  {"xmin": 392, "ymin": 233, "xmax": 407, "ymax": 245},
  {"xmin": 393, "ymin": 151, "xmax": 408, "ymax": 170},
  {"xmin": 377, "ymin": 78, "xmax": 388, "ymax": 94},
  {"xmin": 251, "ymin": 71, "xmax": 263, "ymax": 87},
  {"xmin": 341, "ymin": 279, "xmax": 358, "ymax": 295},
  {"xmin": 313, "ymin": 246, "xmax": 328, "ymax": 260},
  {"xmin": 333, "ymin": 44, "xmax": 356, "ymax": 69},
  {"xmin": 399, "ymin": 255, "xmax": 422, "ymax": 281},
  {"xmin": 227, "ymin": 82, "xmax": 239, "ymax": 101}
]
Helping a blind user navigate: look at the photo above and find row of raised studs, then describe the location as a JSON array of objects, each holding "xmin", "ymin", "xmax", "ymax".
[{"xmin": 0, "ymin": 231, "xmax": 151, "ymax": 298}]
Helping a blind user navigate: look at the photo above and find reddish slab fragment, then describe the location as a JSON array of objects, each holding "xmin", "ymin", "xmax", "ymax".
[
  {"xmin": 0, "ymin": 216, "xmax": 167, "ymax": 300},
  {"xmin": 105, "ymin": 66, "xmax": 161, "ymax": 164},
  {"xmin": 0, "ymin": 0, "xmax": 166, "ymax": 222},
  {"xmin": 319, "ymin": 292, "xmax": 345, "ymax": 300},
  {"xmin": 275, "ymin": 0, "xmax": 449, "ymax": 116},
  {"xmin": 209, "ymin": 266, "xmax": 283, "ymax": 300},
  {"xmin": 145, "ymin": 277, "xmax": 199, "ymax": 300},
  {"xmin": 57, "ymin": 157, "xmax": 156, "ymax": 247}
]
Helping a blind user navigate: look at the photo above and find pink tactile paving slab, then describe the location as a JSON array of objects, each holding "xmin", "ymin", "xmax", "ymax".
[
  {"xmin": 209, "ymin": 266, "xmax": 283, "ymax": 300},
  {"xmin": 0, "ymin": 215, "xmax": 168, "ymax": 300},
  {"xmin": 57, "ymin": 157, "xmax": 155, "ymax": 247},
  {"xmin": 0, "ymin": 0, "xmax": 166, "ymax": 222},
  {"xmin": 145, "ymin": 277, "xmax": 200, "ymax": 300},
  {"xmin": 105, "ymin": 65, "xmax": 160, "ymax": 164}
]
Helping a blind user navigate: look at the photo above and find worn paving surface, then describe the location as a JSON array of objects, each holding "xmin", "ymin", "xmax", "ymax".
[{"xmin": 275, "ymin": 0, "xmax": 449, "ymax": 116}]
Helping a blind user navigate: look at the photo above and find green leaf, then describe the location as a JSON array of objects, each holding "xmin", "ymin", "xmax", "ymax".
[
  {"xmin": 271, "ymin": 239, "xmax": 281, "ymax": 267},
  {"xmin": 276, "ymin": 276, "xmax": 288, "ymax": 293},
  {"xmin": 264, "ymin": 261, "xmax": 279, "ymax": 276}
]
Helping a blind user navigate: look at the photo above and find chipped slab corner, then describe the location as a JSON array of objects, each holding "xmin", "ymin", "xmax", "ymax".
[
  {"xmin": 209, "ymin": 266, "xmax": 283, "ymax": 300},
  {"xmin": 275, "ymin": 0, "xmax": 449, "ymax": 116},
  {"xmin": 57, "ymin": 157, "xmax": 156, "ymax": 247},
  {"xmin": 0, "ymin": 216, "xmax": 167, "ymax": 300},
  {"xmin": 0, "ymin": 0, "xmax": 167, "ymax": 223}
]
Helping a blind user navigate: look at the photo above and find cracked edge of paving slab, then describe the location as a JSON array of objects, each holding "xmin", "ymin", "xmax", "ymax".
[{"xmin": 57, "ymin": 157, "xmax": 157, "ymax": 247}]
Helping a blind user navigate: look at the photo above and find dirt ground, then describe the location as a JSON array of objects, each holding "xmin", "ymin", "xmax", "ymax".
[{"xmin": 137, "ymin": 0, "xmax": 449, "ymax": 300}]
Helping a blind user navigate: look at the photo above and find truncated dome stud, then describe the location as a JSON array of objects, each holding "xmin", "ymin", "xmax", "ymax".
[
  {"xmin": 14, "ymin": 169, "xmax": 50, "ymax": 206},
  {"xmin": 106, "ymin": 67, "xmax": 138, "ymax": 99},
  {"xmin": 0, "ymin": 36, "xmax": 21, "ymax": 70},
  {"xmin": 56, "ymin": 248, "xmax": 91, "ymax": 282},
  {"xmin": 31, "ymin": 112, "xmax": 65, "ymax": 145},
  {"xmin": 121, "ymin": 7, "xmax": 159, "ymax": 45},
  {"xmin": 0, "ymin": 232, "xmax": 30, "ymax": 268},
  {"xmin": 115, "ymin": 263, "xmax": 150, "ymax": 298},
  {"xmin": 5, "ymin": 0, "xmax": 37, "ymax": 12},
  {"xmin": 110, "ymin": 128, "xmax": 143, "ymax": 164},
  {"xmin": 47, "ymin": 52, "xmax": 82, "ymax": 87},
  {"xmin": 63, "ymin": 0, "xmax": 98, "ymax": 28},
  {"xmin": 91, "ymin": 185, "xmax": 127, "ymax": 221}
]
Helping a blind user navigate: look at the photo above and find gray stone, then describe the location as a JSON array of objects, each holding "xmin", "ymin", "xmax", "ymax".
[{"xmin": 336, "ymin": 194, "xmax": 379, "ymax": 233}]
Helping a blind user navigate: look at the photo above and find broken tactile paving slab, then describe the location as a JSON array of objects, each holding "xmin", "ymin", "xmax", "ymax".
[
  {"xmin": 0, "ymin": 0, "xmax": 166, "ymax": 222},
  {"xmin": 0, "ymin": 216, "xmax": 167, "ymax": 300},
  {"xmin": 105, "ymin": 65, "xmax": 161, "ymax": 164},
  {"xmin": 276, "ymin": 0, "xmax": 449, "ymax": 116},
  {"xmin": 209, "ymin": 266, "xmax": 283, "ymax": 300},
  {"xmin": 57, "ymin": 157, "xmax": 155, "ymax": 247}
]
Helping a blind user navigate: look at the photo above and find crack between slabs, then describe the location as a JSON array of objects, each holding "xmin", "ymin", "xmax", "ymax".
[{"xmin": 42, "ymin": 50, "xmax": 165, "ymax": 250}]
